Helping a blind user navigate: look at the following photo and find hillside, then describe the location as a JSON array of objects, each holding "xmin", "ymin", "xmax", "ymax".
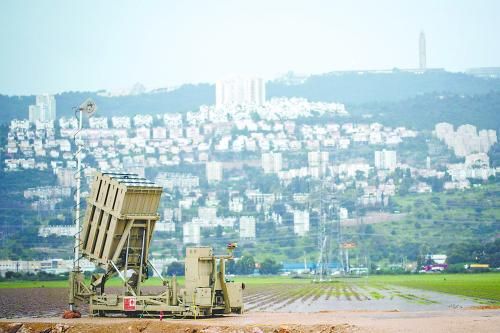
[
  {"xmin": 0, "ymin": 83, "xmax": 213, "ymax": 122},
  {"xmin": 1, "ymin": 70, "xmax": 500, "ymax": 127},
  {"xmin": 350, "ymin": 91, "xmax": 500, "ymax": 130},
  {"xmin": 268, "ymin": 70, "xmax": 500, "ymax": 104}
]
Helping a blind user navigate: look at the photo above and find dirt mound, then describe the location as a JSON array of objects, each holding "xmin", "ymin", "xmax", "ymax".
[
  {"xmin": 62, "ymin": 310, "xmax": 81, "ymax": 319},
  {"xmin": 468, "ymin": 305, "xmax": 500, "ymax": 310},
  {"xmin": 0, "ymin": 322, "xmax": 355, "ymax": 333},
  {"xmin": 0, "ymin": 322, "xmax": 71, "ymax": 333}
]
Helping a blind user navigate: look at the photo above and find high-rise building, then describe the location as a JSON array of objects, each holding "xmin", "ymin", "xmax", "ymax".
[
  {"xmin": 239, "ymin": 216, "xmax": 256, "ymax": 239},
  {"xmin": 261, "ymin": 152, "xmax": 282, "ymax": 174},
  {"xmin": 216, "ymin": 77, "xmax": 265, "ymax": 107},
  {"xmin": 183, "ymin": 222, "xmax": 201, "ymax": 244},
  {"xmin": 374, "ymin": 150, "xmax": 397, "ymax": 171},
  {"xmin": 419, "ymin": 31, "xmax": 426, "ymax": 70},
  {"xmin": 293, "ymin": 210, "xmax": 310, "ymax": 236},
  {"xmin": 435, "ymin": 122, "xmax": 454, "ymax": 141},
  {"xmin": 206, "ymin": 161, "xmax": 223, "ymax": 183},
  {"xmin": 308, "ymin": 151, "xmax": 329, "ymax": 177},
  {"xmin": 29, "ymin": 94, "xmax": 56, "ymax": 123},
  {"xmin": 56, "ymin": 168, "xmax": 76, "ymax": 187}
]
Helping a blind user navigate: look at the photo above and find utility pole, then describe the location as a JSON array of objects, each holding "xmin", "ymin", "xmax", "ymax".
[
  {"xmin": 70, "ymin": 99, "xmax": 96, "ymax": 312},
  {"xmin": 314, "ymin": 151, "xmax": 330, "ymax": 281},
  {"xmin": 74, "ymin": 105, "xmax": 83, "ymax": 268}
]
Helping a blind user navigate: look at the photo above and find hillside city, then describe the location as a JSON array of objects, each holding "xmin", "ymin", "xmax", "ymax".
[{"xmin": 0, "ymin": 76, "xmax": 498, "ymax": 276}]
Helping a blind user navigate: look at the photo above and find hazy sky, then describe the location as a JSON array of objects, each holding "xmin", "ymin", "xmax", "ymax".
[{"xmin": 1, "ymin": 0, "xmax": 499, "ymax": 95}]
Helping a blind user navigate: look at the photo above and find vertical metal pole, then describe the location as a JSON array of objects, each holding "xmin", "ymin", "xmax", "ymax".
[
  {"xmin": 172, "ymin": 275, "xmax": 178, "ymax": 305},
  {"xmin": 69, "ymin": 108, "xmax": 83, "ymax": 312},
  {"xmin": 346, "ymin": 248, "xmax": 349, "ymax": 274},
  {"xmin": 74, "ymin": 107, "xmax": 83, "ymax": 267},
  {"xmin": 138, "ymin": 228, "xmax": 146, "ymax": 294},
  {"xmin": 124, "ymin": 233, "xmax": 131, "ymax": 283}
]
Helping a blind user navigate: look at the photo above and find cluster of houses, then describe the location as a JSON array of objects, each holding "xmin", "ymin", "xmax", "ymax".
[
  {"xmin": 435, "ymin": 122, "xmax": 497, "ymax": 189},
  {"xmin": 2, "ymin": 94, "xmax": 499, "ymax": 258}
]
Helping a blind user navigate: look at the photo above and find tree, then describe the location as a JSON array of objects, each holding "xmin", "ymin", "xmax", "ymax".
[
  {"xmin": 202, "ymin": 228, "xmax": 211, "ymax": 238},
  {"xmin": 166, "ymin": 261, "xmax": 185, "ymax": 276},
  {"xmin": 256, "ymin": 174, "xmax": 280, "ymax": 193},
  {"xmin": 215, "ymin": 225, "xmax": 223, "ymax": 238},
  {"xmin": 226, "ymin": 259, "xmax": 236, "ymax": 274},
  {"xmin": 236, "ymin": 255, "xmax": 255, "ymax": 275},
  {"xmin": 355, "ymin": 170, "xmax": 365, "ymax": 181},
  {"xmin": 250, "ymin": 112, "xmax": 261, "ymax": 122}
]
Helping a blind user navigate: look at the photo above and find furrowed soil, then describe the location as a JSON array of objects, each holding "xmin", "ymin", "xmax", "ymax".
[{"xmin": 1, "ymin": 278, "xmax": 500, "ymax": 332}]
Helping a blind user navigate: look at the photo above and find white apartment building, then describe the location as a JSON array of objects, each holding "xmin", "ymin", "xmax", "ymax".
[
  {"xmin": 293, "ymin": 210, "xmax": 310, "ymax": 236},
  {"xmin": 229, "ymin": 197, "xmax": 244, "ymax": 213},
  {"xmin": 0, "ymin": 260, "xmax": 40, "ymax": 276},
  {"xmin": 206, "ymin": 161, "xmax": 223, "ymax": 183},
  {"xmin": 111, "ymin": 116, "xmax": 131, "ymax": 129},
  {"xmin": 38, "ymin": 225, "xmax": 77, "ymax": 237},
  {"xmin": 198, "ymin": 206, "xmax": 217, "ymax": 225},
  {"xmin": 155, "ymin": 172, "xmax": 199, "ymax": 191},
  {"xmin": 216, "ymin": 77, "xmax": 265, "ymax": 107},
  {"xmin": 261, "ymin": 152, "xmax": 282, "ymax": 174},
  {"xmin": 155, "ymin": 221, "xmax": 175, "ymax": 233},
  {"xmin": 163, "ymin": 207, "xmax": 182, "ymax": 222},
  {"xmin": 0, "ymin": 258, "xmax": 95, "ymax": 277},
  {"xmin": 163, "ymin": 113, "xmax": 183, "ymax": 128},
  {"xmin": 133, "ymin": 114, "xmax": 153, "ymax": 127},
  {"xmin": 55, "ymin": 168, "xmax": 76, "ymax": 187},
  {"xmin": 308, "ymin": 151, "xmax": 329, "ymax": 177},
  {"xmin": 29, "ymin": 94, "xmax": 56, "ymax": 123},
  {"xmin": 239, "ymin": 216, "xmax": 256, "ymax": 239},
  {"xmin": 308, "ymin": 151, "xmax": 329, "ymax": 168},
  {"xmin": 24, "ymin": 186, "xmax": 71, "ymax": 199},
  {"xmin": 59, "ymin": 117, "xmax": 78, "ymax": 129},
  {"xmin": 339, "ymin": 207, "xmax": 349, "ymax": 220},
  {"xmin": 10, "ymin": 119, "xmax": 30, "ymax": 131},
  {"xmin": 89, "ymin": 117, "xmax": 108, "ymax": 129},
  {"xmin": 183, "ymin": 222, "xmax": 201, "ymax": 244},
  {"xmin": 436, "ymin": 122, "xmax": 497, "ymax": 157},
  {"xmin": 152, "ymin": 127, "xmax": 167, "ymax": 139},
  {"xmin": 374, "ymin": 150, "xmax": 397, "ymax": 171},
  {"xmin": 136, "ymin": 127, "xmax": 151, "ymax": 140}
]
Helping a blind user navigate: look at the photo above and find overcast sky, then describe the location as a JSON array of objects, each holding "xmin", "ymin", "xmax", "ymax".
[{"xmin": 0, "ymin": 0, "xmax": 499, "ymax": 95}]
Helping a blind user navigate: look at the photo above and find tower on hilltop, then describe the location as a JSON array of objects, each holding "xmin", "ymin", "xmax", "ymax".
[{"xmin": 419, "ymin": 31, "xmax": 426, "ymax": 70}]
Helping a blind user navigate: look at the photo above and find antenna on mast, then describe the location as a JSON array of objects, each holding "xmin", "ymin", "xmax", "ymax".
[{"xmin": 69, "ymin": 98, "xmax": 97, "ymax": 313}]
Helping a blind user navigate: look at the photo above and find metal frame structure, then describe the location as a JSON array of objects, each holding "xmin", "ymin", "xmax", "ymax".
[{"xmin": 68, "ymin": 172, "xmax": 243, "ymax": 317}]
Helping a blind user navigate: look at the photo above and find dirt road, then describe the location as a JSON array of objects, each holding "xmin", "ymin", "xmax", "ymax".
[{"xmin": 1, "ymin": 309, "xmax": 499, "ymax": 333}]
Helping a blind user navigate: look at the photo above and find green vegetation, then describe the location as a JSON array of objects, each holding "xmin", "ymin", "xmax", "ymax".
[
  {"xmin": 369, "ymin": 291, "xmax": 384, "ymax": 300},
  {"xmin": 340, "ymin": 183, "xmax": 500, "ymax": 265},
  {"xmin": 367, "ymin": 273, "xmax": 500, "ymax": 303},
  {"xmin": 0, "ymin": 280, "xmax": 69, "ymax": 289},
  {"xmin": 259, "ymin": 258, "xmax": 283, "ymax": 275},
  {"xmin": 351, "ymin": 91, "xmax": 500, "ymax": 130},
  {"xmin": 239, "ymin": 274, "xmax": 500, "ymax": 304},
  {"xmin": 243, "ymin": 274, "xmax": 500, "ymax": 305},
  {"xmin": 243, "ymin": 274, "xmax": 500, "ymax": 311}
]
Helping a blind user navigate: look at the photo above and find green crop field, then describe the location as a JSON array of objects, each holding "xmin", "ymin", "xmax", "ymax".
[
  {"xmin": 365, "ymin": 273, "xmax": 500, "ymax": 303},
  {"xmin": 240, "ymin": 274, "xmax": 500, "ymax": 304}
]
